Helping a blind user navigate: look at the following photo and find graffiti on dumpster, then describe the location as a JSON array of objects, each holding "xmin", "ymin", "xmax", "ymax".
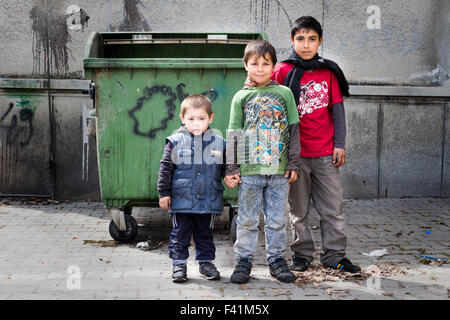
[
  {"xmin": 175, "ymin": 84, "xmax": 219, "ymax": 103},
  {"xmin": 0, "ymin": 100, "xmax": 35, "ymax": 147},
  {"xmin": 129, "ymin": 83, "xmax": 219, "ymax": 139},
  {"xmin": 129, "ymin": 85, "xmax": 177, "ymax": 139}
]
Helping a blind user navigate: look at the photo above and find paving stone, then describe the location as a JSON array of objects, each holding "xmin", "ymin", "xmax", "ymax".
[{"xmin": 0, "ymin": 198, "xmax": 448, "ymax": 300}]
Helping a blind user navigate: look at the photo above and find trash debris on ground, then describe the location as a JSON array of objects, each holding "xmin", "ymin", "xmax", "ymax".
[
  {"xmin": 99, "ymin": 258, "xmax": 111, "ymax": 264},
  {"xmin": 83, "ymin": 239, "xmax": 119, "ymax": 247},
  {"xmin": 418, "ymin": 254, "xmax": 447, "ymax": 262},
  {"xmin": 364, "ymin": 263, "xmax": 408, "ymax": 277},
  {"xmin": 136, "ymin": 239, "xmax": 169, "ymax": 251},
  {"xmin": 418, "ymin": 254, "xmax": 448, "ymax": 266},
  {"xmin": 295, "ymin": 264, "xmax": 367, "ymax": 284},
  {"xmin": 1, "ymin": 198, "xmax": 62, "ymax": 206},
  {"xmin": 362, "ymin": 248, "xmax": 389, "ymax": 257},
  {"xmin": 136, "ymin": 241, "xmax": 149, "ymax": 250},
  {"xmin": 295, "ymin": 263, "xmax": 409, "ymax": 285}
]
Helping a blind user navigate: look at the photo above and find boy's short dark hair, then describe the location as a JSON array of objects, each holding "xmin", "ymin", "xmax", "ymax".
[
  {"xmin": 180, "ymin": 94, "xmax": 213, "ymax": 117},
  {"xmin": 243, "ymin": 40, "xmax": 277, "ymax": 65},
  {"xmin": 291, "ymin": 16, "xmax": 323, "ymax": 39}
]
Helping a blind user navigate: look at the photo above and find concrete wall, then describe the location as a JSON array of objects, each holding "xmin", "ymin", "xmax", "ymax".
[
  {"xmin": 0, "ymin": 0, "xmax": 449, "ymax": 200},
  {"xmin": 341, "ymin": 90, "xmax": 449, "ymax": 198},
  {"xmin": 0, "ymin": 79, "xmax": 100, "ymax": 200},
  {"xmin": 1, "ymin": 0, "xmax": 448, "ymax": 85}
]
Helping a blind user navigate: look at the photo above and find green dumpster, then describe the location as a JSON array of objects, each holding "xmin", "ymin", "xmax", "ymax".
[{"xmin": 83, "ymin": 32, "xmax": 268, "ymax": 242}]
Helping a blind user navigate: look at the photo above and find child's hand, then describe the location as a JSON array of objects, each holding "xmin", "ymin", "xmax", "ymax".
[
  {"xmin": 333, "ymin": 148, "xmax": 346, "ymax": 167},
  {"xmin": 159, "ymin": 196, "xmax": 171, "ymax": 210},
  {"xmin": 244, "ymin": 74, "xmax": 259, "ymax": 87},
  {"xmin": 285, "ymin": 170, "xmax": 298, "ymax": 183},
  {"xmin": 225, "ymin": 174, "xmax": 241, "ymax": 189}
]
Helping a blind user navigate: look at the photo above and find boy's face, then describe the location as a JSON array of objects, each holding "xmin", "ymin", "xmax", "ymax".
[
  {"xmin": 180, "ymin": 107, "xmax": 214, "ymax": 136},
  {"xmin": 243, "ymin": 53, "xmax": 274, "ymax": 86},
  {"xmin": 291, "ymin": 28, "xmax": 322, "ymax": 60}
]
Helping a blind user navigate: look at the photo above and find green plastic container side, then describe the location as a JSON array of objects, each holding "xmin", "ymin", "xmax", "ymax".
[{"xmin": 83, "ymin": 32, "xmax": 268, "ymax": 208}]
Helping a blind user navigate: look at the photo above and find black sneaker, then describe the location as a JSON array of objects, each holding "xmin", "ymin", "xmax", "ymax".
[
  {"xmin": 329, "ymin": 258, "xmax": 361, "ymax": 273},
  {"xmin": 199, "ymin": 262, "xmax": 220, "ymax": 280},
  {"xmin": 269, "ymin": 257, "xmax": 297, "ymax": 283},
  {"xmin": 230, "ymin": 258, "xmax": 252, "ymax": 284},
  {"xmin": 290, "ymin": 256, "xmax": 312, "ymax": 272},
  {"xmin": 172, "ymin": 264, "xmax": 187, "ymax": 283}
]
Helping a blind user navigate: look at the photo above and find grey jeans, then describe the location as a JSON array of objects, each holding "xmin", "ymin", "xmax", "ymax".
[
  {"xmin": 234, "ymin": 174, "xmax": 289, "ymax": 264},
  {"xmin": 289, "ymin": 155, "xmax": 347, "ymax": 266}
]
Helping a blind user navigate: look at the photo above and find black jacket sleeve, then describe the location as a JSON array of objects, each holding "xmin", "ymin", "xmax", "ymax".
[
  {"xmin": 225, "ymin": 130, "xmax": 241, "ymax": 176},
  {"xmin": 332, "ymin": 102, "xmax": 346, "ymax": 149},
  {"xmin": 286, "ymin": 123, "xmax": 301, "ymax": 173},
  {"xmin": 157, "ymin": 140, "xmax": 175, "ymax": 198}
]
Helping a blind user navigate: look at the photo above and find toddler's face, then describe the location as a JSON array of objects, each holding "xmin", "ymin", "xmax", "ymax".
[
  {"xmin": 291, "ymin": 28, "xmax": 322, "ymax": 60},
  {"xmin": 180, "ymin": 107, "xmax": 213, "ymax": 136},
  {"xmin": 244, "ymin": 53, "xmax": 274, "ymax": 86}
]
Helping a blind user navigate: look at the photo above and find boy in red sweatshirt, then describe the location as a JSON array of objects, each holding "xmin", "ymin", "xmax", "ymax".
[{"xmin": 271, "ymin": 16, "xmax": 361, "ymax": 273}]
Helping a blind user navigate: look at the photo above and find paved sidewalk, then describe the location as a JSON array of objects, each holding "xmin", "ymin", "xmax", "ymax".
[{"xmin": 0, "ymin": 197, "xmax": 448, "ymax": 300}]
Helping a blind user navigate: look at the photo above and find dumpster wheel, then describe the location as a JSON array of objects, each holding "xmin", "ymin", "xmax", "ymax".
[{"xmin": 109, "ymin": 214, "xmax": 138, "ymax": 243}]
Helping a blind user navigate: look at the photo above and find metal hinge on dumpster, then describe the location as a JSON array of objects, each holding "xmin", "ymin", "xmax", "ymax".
[{"xmin": 81, "ymin": 82, "xmax": 96, "ymax": 181}]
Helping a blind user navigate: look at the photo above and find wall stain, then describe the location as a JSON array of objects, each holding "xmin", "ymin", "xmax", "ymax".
[
  {"xmin": 29, "ymin": 4, "xmax": 72, "ymax": 76},
  {"xmin": 250, "ymin": 0, "xmax": 292, "ymax": 32},
  {"xmin": 119, "ymin": 0, "xmax": 151, "ymax": 31}
]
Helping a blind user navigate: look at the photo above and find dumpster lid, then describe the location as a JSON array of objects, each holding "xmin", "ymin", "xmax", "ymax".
[
  {"xmin": 84, "ymin": 32, "xmax": 268, "ymax": 69},
  {"xmin": 104, "ymin": 33, "xmax": 253, "ymax": 45}
]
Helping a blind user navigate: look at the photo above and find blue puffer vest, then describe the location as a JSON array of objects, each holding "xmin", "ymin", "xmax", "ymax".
[{"xmin": 167, "ymin": 127, "xmax": 225, "ymax": 215}]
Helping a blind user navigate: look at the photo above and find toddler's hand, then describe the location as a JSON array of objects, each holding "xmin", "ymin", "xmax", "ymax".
[
  {"xmin": 159, "ymin": 196, "xmax": 171, "ymax": 210},
  {"xmin": 285, "ymin": 170, "xmax": 298, "ymax": 183},
  {"xmin": 225, "ymin": 174, "xmax": 241, "ymax": 189}
]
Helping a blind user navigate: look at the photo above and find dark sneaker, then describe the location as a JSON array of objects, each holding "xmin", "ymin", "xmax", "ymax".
[
  {"xmin": 230, "ymin": 258, "xmax": 252, "ymax": 284},
  {"xmin": 329, "ymin": 258, "xmax": 361, "ymax": 273},
  {"xmin": 172, "ymin": 264, "xmax": 187, "ymax": 283},
  {"xmin": 290, "ymin": 256, "xmax": 312, "ymax": 272},
  {"xmin": 199, "ymin": 262, "xmax": 220, "ymax": 280},
  {"xmin": 269, "ymin": 257, "xmax": 297, "ymax": 283}
]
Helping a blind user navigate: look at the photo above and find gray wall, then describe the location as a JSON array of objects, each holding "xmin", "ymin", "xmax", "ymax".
[
  {"xmin": 1, "ymin": 0, "xmax": 449, "ymax": 85},
  {"xmin": 0, "ymin": 0, "xmax": 449, "ymax": 200}
]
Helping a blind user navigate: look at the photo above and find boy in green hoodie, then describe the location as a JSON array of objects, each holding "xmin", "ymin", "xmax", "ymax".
[{"xmin": 225, "ymin": 40, "xmax": 301, "ymax": 284}]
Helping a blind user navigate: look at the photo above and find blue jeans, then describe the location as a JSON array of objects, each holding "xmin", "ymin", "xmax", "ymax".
[{"xmin": 234, "ymin": 174, "xmax": 289, "ymax": 264}]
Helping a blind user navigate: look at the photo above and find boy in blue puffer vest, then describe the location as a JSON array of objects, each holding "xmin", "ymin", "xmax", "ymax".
[{"xmin": 158, "ymin": 94, "xmax": 226, "ymax": 283}]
